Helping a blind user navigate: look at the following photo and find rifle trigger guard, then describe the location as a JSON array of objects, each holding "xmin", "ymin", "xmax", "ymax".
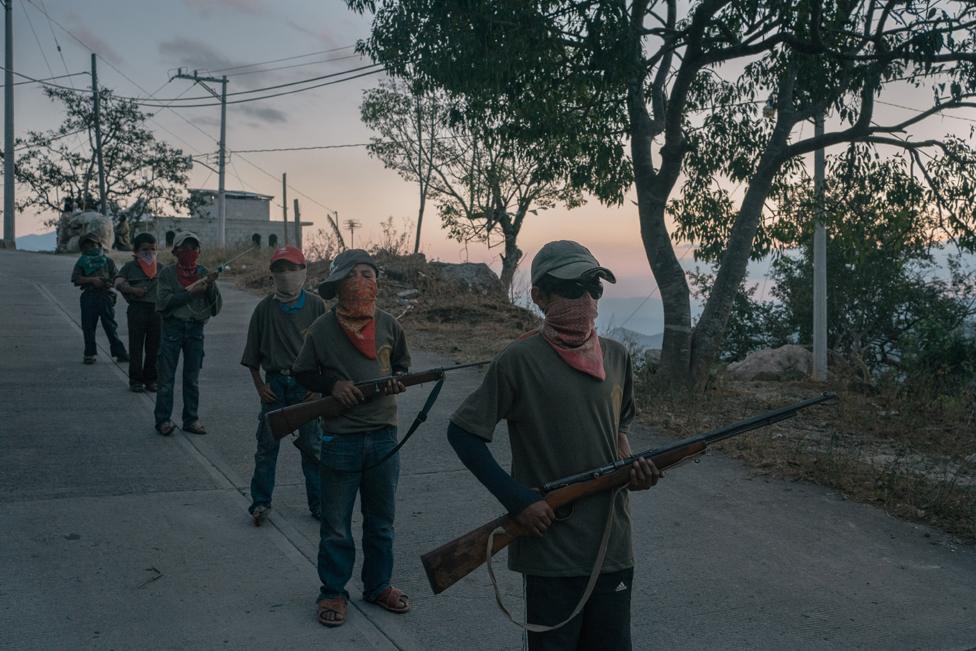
[{"xmin": 554, "ymin": 504, "xmax": 574, "ymax": 521}]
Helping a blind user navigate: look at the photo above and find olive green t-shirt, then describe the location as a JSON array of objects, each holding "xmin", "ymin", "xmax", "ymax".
[
  {"xmin": 450, "ymin": 333, "xmax": 637, "ymax": 577},
  {"xmin": 71, "ymin": 257, "xmax": 118, "ymax": 295},
  {"xmin": 292, "ymin": 309, "xmax": 410, "ymax": 434},
  {"xmin": 155, "ymin": 264, "xmax": 223, "ymax": 323},
  {"xmin": 115, "ymin": 260, "xmax": 158, "ymax": 305},
  {"xmin": 240, "ymin": 292, "xmax": 327, "ymax": 373}
]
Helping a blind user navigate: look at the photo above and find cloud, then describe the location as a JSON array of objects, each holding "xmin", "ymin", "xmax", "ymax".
[
  {"xmin": 284, "ymin": 19, "xmax": 350, "ymax": 50},
  {"xmin": 183, "ymin": 0, "xmax": 265, "ymax": 17},
  {"xmin": 238, "ymin": 105, "xmax": 288, "ymax": 124},
  {"xmin": 64, "ymin": 21, "xmax": 124, "ymax": 66},
  {"xmin": 158, "ymin": 36, "xmax": 239, "ymax": 75}
]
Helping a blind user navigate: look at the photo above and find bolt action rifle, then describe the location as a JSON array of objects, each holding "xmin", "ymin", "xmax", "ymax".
[
  {"xmin": 267, "ymin": 361, "xmax": 490, "ymax": 440},
  {"xmin": 420, "ymin": 392, "xmax": 838, "ymax": 595},
  {"xmin": 183, "ymin": 246, "xmax": 256, "ymax": 292}
]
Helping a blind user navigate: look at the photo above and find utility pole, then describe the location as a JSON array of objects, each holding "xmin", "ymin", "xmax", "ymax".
[
  {"xmin": 172, "ymin": 69, "xmax": 228, "ymax": 248},
  {"xmin": 345, "ymin": 219, "xmax": 361, "ymax": 248},
  {"xmin": 3, "ymin": 0, "xmax": 15, "ymax": 249},
  {"xmin": 293, "ymin": 198, "xmax": 301, "ymax": 250},
  {"xmin": 91, "ymin": 54, "xmax": 107, "ymax": 216},
  {"xmin": 281, "ymin": 172, "xmax": 288, "ymax": 245},
  {"xmin": 812, "ymin": 112, "xmax": 828, "ymax": 382}
]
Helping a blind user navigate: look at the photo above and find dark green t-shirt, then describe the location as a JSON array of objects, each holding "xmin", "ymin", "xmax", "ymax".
[
  {"xmin": 71, "ymin": 257, "xmax": 118, "ymax": 295},
  {"xmin": 114, "ymin": 260, "xmax": 157, "ymax": 305},
  {"xmin": 241, "ymin": 292, "xmax": 327, "ymax": 373},
  {"xmin": 292, "ymin": 309, "xmax": 411, "ymax": 435},
  {"xmin": 155, "ymin": 264, "xmax": 222, "ymax": 322},
  {"xmin": 451, "ymin": 332, "xmax": 637, "ymax": 577}
]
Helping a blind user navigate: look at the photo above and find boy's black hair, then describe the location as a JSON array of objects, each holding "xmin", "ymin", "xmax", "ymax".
[
  {"xmin": 132, "ymin": 232, "xmax": 156, "ymax": 249},
  {"xmin": 534, "ymin": 273, "xmax": 604, "ymax": 299}
]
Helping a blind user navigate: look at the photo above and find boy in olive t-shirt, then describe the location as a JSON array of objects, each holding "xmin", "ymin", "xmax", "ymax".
[
  {"xmin": 448, "ymin": 240, "xmax": 661, "ymax": 651},
  {"xmin": 115, "ymin": 232, "xmax": 161, "ymax": 392},
  {"xmin": 71, "ymin": 231, "xmax": 128, "ymax": 365},
  {"xmin": 241, "ymin": 245, "xmax": 326, "ymax": 526},
  {"xmin": 292, "ymin": 249, "xmax": 411, "ymax": 629}
]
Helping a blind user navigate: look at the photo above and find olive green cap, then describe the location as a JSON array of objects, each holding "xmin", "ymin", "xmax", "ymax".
[
  {"xmin": 172, "ymin": 231, "xmax": 201, "ymax": 250},
  {"xmin": 530, "ymin": 240, "xmax": 616, "ymax": 285},
  {"xmin": 317, "ymin": 249, "xmax": 378, "ymax": 299}
]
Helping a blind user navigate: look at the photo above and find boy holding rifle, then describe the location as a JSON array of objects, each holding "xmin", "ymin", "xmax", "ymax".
[
  {"xmin": 292, "ymin": 249, "xmax": 411, "ymax": 628},
  {"xmin": 448, "ymin": 240, "xmax": 661, "ymax": 651},
  {"xmin": 71, "ymin": 231, "xmax": 129, "ymax": 365},
  {"xmin": 241, "ymin": 245, "xmax": 325, "ymax": 526},
  {"xmin": 115, "ymin": 232, "xmax": 161, "ymax": 392},
  {"xmin": 154, "ymin": 232, "xmax": 222, "ymax": 436}
]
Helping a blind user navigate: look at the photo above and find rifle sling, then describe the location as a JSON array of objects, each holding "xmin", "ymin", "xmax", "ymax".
[
  {"xmin": 485, "ymin": 486, "xmax": 625, "ymax": 633},
  {"xmin": 360, "ymin": 375, "xmax": 446, "ymax": 472}
]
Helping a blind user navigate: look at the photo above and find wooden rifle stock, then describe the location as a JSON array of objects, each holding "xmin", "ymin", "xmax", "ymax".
[
  {"xmin": 267, "ymin": 361, "xmax": 489, "ymax": 440},
  {"xmin": 420, "ymin": 393, "xmax": 837, "ymax": 595}
]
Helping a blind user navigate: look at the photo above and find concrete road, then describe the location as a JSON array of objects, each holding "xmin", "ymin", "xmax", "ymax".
[{"xmin": 1, "ymin": 249, "xmax": 974, "ymax": 651}]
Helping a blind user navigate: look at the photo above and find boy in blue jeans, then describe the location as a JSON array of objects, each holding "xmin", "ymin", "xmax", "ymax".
[
  {"xmin": 241, "ymin": 245, "xmax": 325, "ymax": 525},
  {"xmin": 71, "ymin": 231, "xmax": 128, "ymax": 365}
]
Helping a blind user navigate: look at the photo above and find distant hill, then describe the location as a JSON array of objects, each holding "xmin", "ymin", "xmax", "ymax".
[
  {"xmin": 15, "ymin": 231, "xmax": 56, "ymax": 252},
  {"xmin": 605, "ymin": 326, "xmax": 663, "ymax": 351}
]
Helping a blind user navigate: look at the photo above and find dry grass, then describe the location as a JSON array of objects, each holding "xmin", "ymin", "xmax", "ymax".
[{"xmin": 634, "ymin": 372, "xmax": 976, "ymax": 542}]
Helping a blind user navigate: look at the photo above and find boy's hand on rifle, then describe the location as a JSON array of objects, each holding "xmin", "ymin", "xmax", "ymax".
[
  {"xmin": 89, "ymin": 277, "xmax": 105, "ymax": 289},
  {"xmin": 186, "ymin": 279, "xmax": 209, "ymax": 295},
  {"xmin": 255, "ymin": 382, "xmax": 278, "ymax": 404},
  {"xmin": 380, "ymin": 378, "xmax": 406, "ymax": 395},
  {"xmin": 628, "ymin": 457, "xmax": 662, "ymax": 491},
  {"xmin": 515, "ymin": 500, "xmax": 555, "ymax": 538},
  {"xmin": 332, "ymin": 380, "xmax": 365, "ymax": 407}
]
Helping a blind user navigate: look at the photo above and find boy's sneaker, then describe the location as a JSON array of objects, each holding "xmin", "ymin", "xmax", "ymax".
[
  {"xmin": 129, "ymin": 383, "xmax": 145, "ymax": 393},
  {"xmin": 251, "ymin": 505, "xmax": 271, "ymax": 527},
  {"xmin": 83, "ymin": 355, "xmax": 96, "ymax": 365},
  {"xmin": 144, "ymin": 382, "xmax": 158, "ymax": 392},
  {"xmin": 115, "ymin": 352, "xmax": 130, "ymax": 363}
]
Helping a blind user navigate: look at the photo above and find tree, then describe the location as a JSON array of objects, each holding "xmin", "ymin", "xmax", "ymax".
[
  {"xmin": 361, "ymin": 80, "xmax": 583, "ymax": 291},
  {"xmin": 14, "ymin": 86, "xmax": 191, "ymax": 226},
  {"xmin": 347, "ymin": 0, "xmax": 976, "ymax": 388}
]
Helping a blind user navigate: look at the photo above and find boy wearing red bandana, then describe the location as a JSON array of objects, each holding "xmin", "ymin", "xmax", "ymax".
[
  {"xmin": 292, "ymin": 249, "xmax": 411, "ymax": 628},
  {"xmin": 153, "ymin": 232, "xmax": 222, "ymax": 436},
  {"xmin": 448, "ymin": 240, "xmax": 662, "ymax": 651},
  {"xmin": 115, "ymin": 232, "xmax": 162, "ymax": 392}
]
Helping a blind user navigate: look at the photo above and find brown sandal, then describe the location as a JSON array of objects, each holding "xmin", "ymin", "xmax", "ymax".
[
  {"xmin": 365, "ymin": 586, "xmax": 410, "ymax": 614},
  {"xmin": 317, "ymin": 597, "xmax": 347, "ymax": 627}
]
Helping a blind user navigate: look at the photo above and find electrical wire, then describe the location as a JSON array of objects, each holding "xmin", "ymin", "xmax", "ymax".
[
  {"xmin": 217, "ymin": 53, "xmax": 364, "ymax": 78},
  {"xmin": 0, "ymin": 70, "xmax": 87, "ymax": 88},
  {"xmin": 201, "ymin": 44, "xmax": 357, "ymax": 75}
]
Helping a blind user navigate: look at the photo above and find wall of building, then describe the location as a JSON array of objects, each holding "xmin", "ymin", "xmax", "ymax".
[
  {"xmin": 190, "ymin": 193, "xmax": 271, "ymax": 222},
  {"xmin": 133, "ymin": 217, "xmax": 312, "ymax": 250}
]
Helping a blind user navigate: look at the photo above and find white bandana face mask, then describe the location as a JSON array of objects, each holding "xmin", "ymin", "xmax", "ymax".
[{"xmin": 272, "ymin": 268, "xmax": 307, "ymax": 303}]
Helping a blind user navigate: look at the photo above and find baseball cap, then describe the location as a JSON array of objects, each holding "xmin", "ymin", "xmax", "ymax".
[
  {"xmin": 172, "ymin": 231, "xmax": 201, "ymax": 249},
  {"xmin": 317, "ymin": 249, "xmax": 378, "ymax": 299},
  {"xmin": 270, "ymin": 245, "xmax": 306, "ymax": 268},
  {"xmin": 79, "ymin": 231, "xmax": 102, "ymax": 246},
  {"xmin": 530, "ymin": 240, "xmax": 616, "ymax": 285}
]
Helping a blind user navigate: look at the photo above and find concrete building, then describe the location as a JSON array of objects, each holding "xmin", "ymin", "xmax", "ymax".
[{"xmin": 133, "ymin": 189, "xmax": 311, "ymax": 250}]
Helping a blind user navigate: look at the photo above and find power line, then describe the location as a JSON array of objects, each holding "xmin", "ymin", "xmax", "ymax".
[
  {"xmin": 215, "ymin": 53, "xmax": 364, "ymax": 78},
  {"xmin": 0, "ymin": 70, "xmax": 87, "ymax": 88},
  {"xmin": 201, "ymin": 44, "xmax": 357, "ymax": 75},
  {"xmin": 232, "ymin": 142, "xmax": 371, "ymax": 153},
  {"xmin": 19, "ymin": 0, "xmax": 55, "ymax": 77}
]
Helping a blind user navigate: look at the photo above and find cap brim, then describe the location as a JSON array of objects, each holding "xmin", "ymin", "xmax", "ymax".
[{"xmin": 546, "ymin": 261, "xmax": 616, "ymax": 284}]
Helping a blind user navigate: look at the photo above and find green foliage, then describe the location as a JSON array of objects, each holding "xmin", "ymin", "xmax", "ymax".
[{"xmin": 15, "ymin": 87, "xmax": 191, "ymax": 226}]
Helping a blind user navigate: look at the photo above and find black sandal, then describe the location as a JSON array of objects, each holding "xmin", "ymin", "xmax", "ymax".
[
  {"xmin": 156, "ymin": 421, "xmax": 175, "ymax": 436},
  {"xmin": 182, "ymin": 422, "xmax": 208, "ymax": 435}
]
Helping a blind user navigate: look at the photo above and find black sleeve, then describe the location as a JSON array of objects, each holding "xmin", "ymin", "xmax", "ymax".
[{"xmin": 448, "ymin": 421, "xmax": 541, "ymax": 515}]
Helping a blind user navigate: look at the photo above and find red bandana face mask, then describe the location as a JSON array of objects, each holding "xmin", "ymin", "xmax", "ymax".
[
  {"xmin": 336, "ymin": 275, "xmax": 378, "ymax": 359},
  {"xmin": 175, "ymin": 249, "xmax": 201, "ymax": 288},
  {"xmin": 135, "ymin": 250, "xmax": 158, "ymax": 279},
  {"xmin": 541, "ymin": 294, "xmax": 606, "ymax": 380}
]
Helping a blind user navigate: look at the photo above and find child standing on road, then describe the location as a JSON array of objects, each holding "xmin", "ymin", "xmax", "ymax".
[
  {"xmin": 71, "ymin": 231, "xmax": 129, "ymax": 365},
  {"xmin": 293, "ymin": 249, "xmax": 411, "ymax": 628},
  {"xmin": 115, "ymin": 232, "xmax": 161, "ymax": 393},
  {"xmin": 154, "ymin": 232, "xmax": 222, "ymax": 436},
  {"xmin": 241, "ymin": 245, "xmax": 326, "ymax": 526}
]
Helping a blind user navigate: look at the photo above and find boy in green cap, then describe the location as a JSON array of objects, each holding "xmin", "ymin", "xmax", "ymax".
[
  {"xmin": 115, "ymin": 232, "xmax": 161, "ymax": 392},
  {"xmin": 241, "ymin": 245, "xmax": 325, "ymax": 526},
  {"xmin": 448, "ymin": 240, "xmax": 661, "ymax": 651},
  {"xmin": 154, "ymin": 232, "xmax": 222, "ymax": 436},
  {"xmin": 293, "ymin": 248, "xmax": 411, "ymax": 628},
  {"xmin": 71, "ymin": 232, "xmax": 129, "ymax": 365}
]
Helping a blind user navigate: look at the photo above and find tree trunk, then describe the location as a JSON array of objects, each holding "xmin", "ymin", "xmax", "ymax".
[
  {"xmin": 414, "ymin": 187, "xmax": 425, "ymax": 255},
  {"xmin": 628, "ymin": 93, "xmax": 693, "ymax": 388},
  {"xmin": 688, "ymin": 140, "xmax": 789, "ymax": 386},
  {"xmin": 499, "ymin": 228, "xmax": 522, "ymax": 296}
]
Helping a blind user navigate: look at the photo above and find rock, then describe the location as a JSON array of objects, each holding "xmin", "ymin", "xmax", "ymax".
[
  {"xmin": 726, "ymin": 345, "xmax": 813, "ymax": 381},
  {"xmin": 382, "ymin": 254, "xmax": 428, "ymax": 282},
  {"xmin": 430, "ymin": 261, "xmax": 503, "ymax": 294},
  {"xmin": 397, "ymin": 288, "xmax": 420, "ymax": 300},
  {"xmin": 57, "ymin": 211, "xmax": 114, "ymax": 253}
]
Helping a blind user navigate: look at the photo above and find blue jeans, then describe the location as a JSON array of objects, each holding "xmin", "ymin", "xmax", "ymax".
[
  {"xmin": 249, "ymin": 372, "xmax": 321, "ymax": 517},
  {"xmin": 318, "ymin": 426, "xmax": 399, "ymax": 601},
  {"xmin": 154, "ymin": 318, "xmax": 205, "ymax": 427}
]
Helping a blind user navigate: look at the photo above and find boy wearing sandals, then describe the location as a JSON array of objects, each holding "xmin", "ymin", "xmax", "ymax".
[
  {"xmin": 292, "ymin": 249, "xmax": 411, "ymax": 627},
  {"xmin": 241, "ymin": 245, "xmax": 325, "ymax": 526},
  {"xmin": 71, "ymin": 231, "xmax": 129, "ymax": 365},
  {"xmin": 154, "ymin": 232, "xmax": 222, "ymax": 436},
  {"xmin": 447, "ymin": 241, "xmax": 661, "ymax": 651}
]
